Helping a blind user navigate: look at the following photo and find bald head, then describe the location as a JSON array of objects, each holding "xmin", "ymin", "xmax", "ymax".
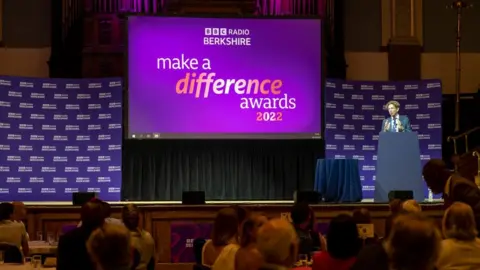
[
  {"xmin": 257, "ymin": 218, "xmax": 298, "ymax": 266},
  {"xmin": 402, "ymin": 200, "xmax": 422, "ymax": 213},
  {"xmin": 81, "ymin": 201, "xmax": 105, "ymax": 230},
  {"xmin": 12, "ymin": 201, "xmax": 26, "ymax": 220}
]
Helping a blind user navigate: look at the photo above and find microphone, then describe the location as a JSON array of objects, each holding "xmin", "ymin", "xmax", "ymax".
[{"xmin": 384, "ymin": 119, "xmax": 390, "ymax": 132}]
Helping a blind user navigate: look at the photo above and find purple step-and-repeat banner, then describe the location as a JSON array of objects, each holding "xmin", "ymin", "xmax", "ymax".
[
  {"xmin": 324, "ymin": 79, "xmax": 443, "ymax": 200},
  {"xmin": 0, "ymin": 76, "xmax": 123, "ymax": 201},
  {"xmin": 170, "ymin": 220, "xmax": 330, "ymax": 263}
]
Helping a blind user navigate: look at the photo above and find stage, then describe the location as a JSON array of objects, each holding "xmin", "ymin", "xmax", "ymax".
[{"xmin": 24, "ymin": 201, "xmax": 445, "ymax": 270}]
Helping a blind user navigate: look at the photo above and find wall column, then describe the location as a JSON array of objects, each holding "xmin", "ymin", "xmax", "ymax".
[
  {"xmin": 0, "ymin": 0, "xmax": 3, "ymax": 46},
  {"xmin": 382, "ymin": 0, "xmax": 423, "ymax": 80}
]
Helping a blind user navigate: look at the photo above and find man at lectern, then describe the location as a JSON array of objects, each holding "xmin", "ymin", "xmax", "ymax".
[{"xmin": 381, "ymin": 100, "xmax": 412, "ymax": 132}]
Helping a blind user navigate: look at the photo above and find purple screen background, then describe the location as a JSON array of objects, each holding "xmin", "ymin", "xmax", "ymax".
[
  {"xmin": 128, "ymin": 16, "xmax": 321, "ymax": 134},
  {"xmin": 170, "ymin": 222, "xmax": 213, "ymax": 263}
]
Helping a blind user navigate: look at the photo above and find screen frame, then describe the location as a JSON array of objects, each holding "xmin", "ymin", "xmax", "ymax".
[{"xmin": 124, "ymin": 14, "xmax": 324, "ymax": 140}]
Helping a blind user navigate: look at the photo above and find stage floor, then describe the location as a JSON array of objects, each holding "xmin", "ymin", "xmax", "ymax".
[{"xmin": 23, "ymin": 198, "xmax": 443, "ymax": 206}]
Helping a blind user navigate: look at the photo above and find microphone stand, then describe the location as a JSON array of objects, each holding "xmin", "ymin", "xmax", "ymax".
[{"xmin": 447, "ymin": 0, "xmax": 472, "ymax": 132}]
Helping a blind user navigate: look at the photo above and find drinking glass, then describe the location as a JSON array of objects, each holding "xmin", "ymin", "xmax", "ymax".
[
  {"xmin": 36, "ymin": 231, "xmax": 43, "ymax": 241},
  {"xmin": 32, "ymin": 255, "xmax": 42, "ymax": 269},
  {"xmin": 47, "ymin": 232, "xmax": 55, "ymax": 245},
  {"xmin": 297, "ymin": 254, "xmax": 308, "ymax": 266},
  {"xmin": 0, "ymin": 250, "xmax": 4, "ymax": 264}
]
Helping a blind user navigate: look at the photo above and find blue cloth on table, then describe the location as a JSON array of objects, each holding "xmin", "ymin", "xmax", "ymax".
[{"xmin": 314, "ymin": 159, "xmax": 363, "ymax": 202}]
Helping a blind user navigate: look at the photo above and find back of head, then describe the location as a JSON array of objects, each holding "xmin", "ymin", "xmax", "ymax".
[
  {"xmin": 389, "ymin": 199, "xmax": 403, "ymax": 214},
  {"xmin": 257, "ymin": 218, "xmax": 298, "ymax": 266},
  {"xmin": 212, "ymin": 207, "xmax": 239, "ymax": 246},
  {"xmin": 0, "ymin": 202, "xmax": 14, "ymax": 221},
  {"xmin": 11, "ymin": 201, "xmax": 26, "ymax": 218},
  {"xmin": 352, "ymin": 208, "xmax": 371, "ymax": 224},
  {"xmin": 122, "ymin": 204, "xmax": 140, "ymax": 231},
  {"xmin": 240, "ymin": 214, "xmax": 268, "ymax": 247},
  {"xmin": 327, "ymin": 214, "xmax": 361, "ymax": 259},
  {"xmin": 81, "ymin": 201, "xmax": 105, "ymax": 230},
  {"xmin": 423, "ymin": 159, "xmax": 449, "ymax": 193},
  {"xmin": 230, "ymin": 205, "xmax": 249, "ymax": 225},
  {"xmin": 87, "ymin": 224, "xmax": 131, "ymax": 270},
  {"xmin": 101, "ymin": 201, "xmax": 112, "ymax": 218},
  {"xmin": 402, "ymin": 200, "xmax": 422, "ymax": 213},
  {"xmin": 443, "ymin": 202, "xmax": 478, "ymax": 241},
  {"xmin": 290, "ymin": 202, "xmax": 310, "ymax": 227},
  {"xmin": 386, "ymin": 213, "xmax": 441, "ymax": 270}
]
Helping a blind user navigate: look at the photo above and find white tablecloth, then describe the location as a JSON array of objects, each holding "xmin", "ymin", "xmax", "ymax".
[{"xmin": 28, "ymin": 242, "xmax": 57, "ymax": 255}]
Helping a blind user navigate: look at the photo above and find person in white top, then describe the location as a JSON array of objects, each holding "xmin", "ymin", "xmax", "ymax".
[
  {"xmin": 437, "ymin": 202, "xmax": 480, "ymax": 270},
  {"xmin": 202, "ymin": 207, "xmax": 240, "ymax": 270},
  {"xmin": 0, "ymin": 202, "xmax": 29, "ymax": 256}
]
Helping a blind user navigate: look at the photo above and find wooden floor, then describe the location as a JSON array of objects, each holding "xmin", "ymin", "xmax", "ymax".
[{"xmin": 25, "ymin": 202, "xmax": 445, "ymax": 270}]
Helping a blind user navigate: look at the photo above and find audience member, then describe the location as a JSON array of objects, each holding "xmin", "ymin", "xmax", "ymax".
[
  {"xmin": 202, "ymin": 207, "xmax": 239, "ymax": 269},
  {"xmin": 307, "ymin": 206, "xmax": 327, "ymax": 251},
  {"xmin": 235, "ymin": 214, "xmax": 268, "ymax": 270},
  {"xmin": 423, "ymin": 159, "xmax": 480, "ymax": 234},
  {"xmin": 12, "ymin": 201, "xmax": 26, "ymax": 222},
  {"xmin": 122, "ymin": 204, "xmax": 155, "ymax": 270},
  {"xmin": 352, "ymin": 208, "xmax": 378, "ymax": 245},
  {"xmin": 0, "ymin": 202, "xmax": 29, "ymax": 256},
  {"xmin": 385, "ymin": 213, "xmax": 441, "ymax": 270},
  {"xmin": 57, "ymin": 201, "xmax": 105, "ymax": 270},
  {"xmin": 231, "ymin": 205, "xmax": 249, "ymax": 226},
  {"xmin": 312, "ymin": 214, "xmax": 361, "ymax": 270},
  {"xmin": 257, "ymin": 218, "xmax": 298, "ymax": 270},
  {"xmin": 384, "ymin": 199, "xmax": 403, "ymax": 239},
  {"xmin": 87, "ymin": 223, "xmax": 132, "ymax": 270},
  {"xmin": 437, "ymin": 202, "xmax": 480, "ymax": 270},
  {"xmin": 12, "ymin": 201, "xmax": 29, "ymax": 241},
  {"xmin": 291, "ymin": 202, "xmax": 324, "ymax": 256},
  {"xmin": 78, "ymin": 200, "xmax": 123, "ymax": 227},
  {"xmin": 352, "ymin": 213, "xmax": 441, "ymax": 270},
  {"xmin": 402, "ymin": 199, "xmax": 422, "ymax": 213}
]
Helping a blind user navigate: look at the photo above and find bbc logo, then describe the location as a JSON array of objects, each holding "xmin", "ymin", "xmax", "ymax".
[{"xmin": 204, "ymin": 28, "xmax": 227, "ymax": 36}]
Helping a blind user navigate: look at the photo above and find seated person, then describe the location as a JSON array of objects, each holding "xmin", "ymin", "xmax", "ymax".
[
  {"xmin": 0, "ymin": 202, "xmax": 29, "ymax": 256},
  {"xmin": 57, "ymin": 201, "xmax": 105, "ymax": 270},
  {"xmin": 202, "ymin": 208, "xmax": 240, "ymax": 269},
  {"xmin": 122, "ymin": 204, "xmax": 156, "ymax": 270},
  {"xmin": 291, "ymin": 202, "xmax": 325, "ymax": 256}
]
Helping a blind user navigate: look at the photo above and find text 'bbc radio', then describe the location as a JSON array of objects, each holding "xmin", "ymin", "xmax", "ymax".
[{"xmin": 203, "ymin": 28, "xmax": 251, "ymax": 46}]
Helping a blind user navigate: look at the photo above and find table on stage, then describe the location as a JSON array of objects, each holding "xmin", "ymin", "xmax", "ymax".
[{"xmin": 314, "ymin": 159, "xmax": 362, "ymax": 202}]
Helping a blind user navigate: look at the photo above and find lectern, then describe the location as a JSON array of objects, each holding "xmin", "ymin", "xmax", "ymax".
[{"xmin": 374, "ymin": 132, "xmax": 424, "ymax": 202}]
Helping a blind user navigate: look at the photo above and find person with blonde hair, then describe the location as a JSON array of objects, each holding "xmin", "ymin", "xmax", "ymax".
[
  {"xmin": 385, "ymin": 213, "xmax": 441, "ymax": 270},
  {"xmin": 437, "ymin": 202, "xmax": 480, "ymax": 270},
  {"xmin": 256, "ymin": 218, "xmax": 299, "ymax": 270},
  {"xmin": 87, "ymin": 223, "xmax": 132, "ymax": 270},
  {"xmin": 402, "ymin": 200, "xmax": 422, "ymax": 213}
]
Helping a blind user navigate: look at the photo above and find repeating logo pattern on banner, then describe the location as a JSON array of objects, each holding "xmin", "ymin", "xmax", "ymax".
[
  {"xmin": 0, "ymin": 76, "xmax": 123, "ymax": 201},
  {"xmin": 324, "ymin": 79, "xmax": 442, "ymax": 199}
]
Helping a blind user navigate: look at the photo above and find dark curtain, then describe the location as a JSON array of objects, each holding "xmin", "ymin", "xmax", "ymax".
[{"xmin": 122, "ymin": 140, "xmax": 324, "ymax": 201}]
